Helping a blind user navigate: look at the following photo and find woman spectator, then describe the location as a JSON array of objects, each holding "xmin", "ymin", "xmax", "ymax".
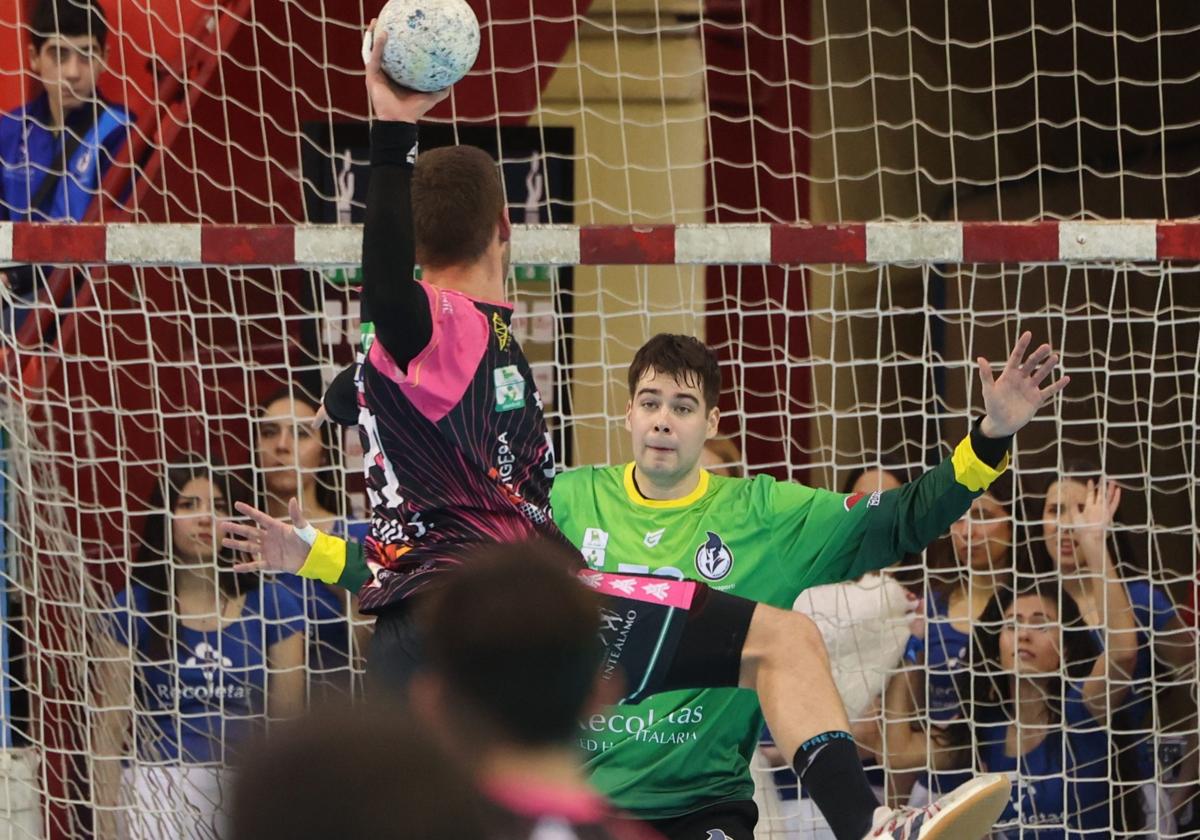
[
  {"xmin": 255, "ymin": 387, "xmax": 370, "ymax": 700},
  {"xmin": 93, "ymin": 462, "xmax": 305, "ymax": 839},
  {"xmin": 1041, "ymin": 465, "xmax": 1194, "ymax": 835},
  {"xmin": 974, "ymin": 480, "xmax": 1137, "ymax": 836},
  {"xmin": 867, "ymin": 473, "xmax": 1020, "ymax": 809}
]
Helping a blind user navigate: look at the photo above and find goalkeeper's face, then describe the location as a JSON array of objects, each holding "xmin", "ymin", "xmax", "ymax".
[{"xmin": 625, "ymin": 368, "xmax": 720, "ymax": 486}]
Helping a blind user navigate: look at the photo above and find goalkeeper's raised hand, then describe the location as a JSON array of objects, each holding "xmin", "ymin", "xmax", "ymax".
[
  {"xmin": 222, "ymin": 498, "xmax": 313, "ymax": 574},
  {"xmin": 977, "ymin": 331, "xmax": 1070, "ymax": 438}
]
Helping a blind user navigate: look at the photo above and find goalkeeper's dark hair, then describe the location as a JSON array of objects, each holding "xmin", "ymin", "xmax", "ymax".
[
  {"xmin": 422, "ymin": 539, "xmax": 603, "ymax": 747},
  {"xmin": 412, "ymin": 145, "xmax": 505, "ymax": 269},
  {"xmin": 131, "ymin": 461, "xmax": 257, "ymax": 668},
  {"xmin": 29, "ymin": 0, "xmax": 108, "ymax": 50},
  {"xmin": 628, "ymin": 333, "xmax": 722, "ymax": 410},
  {"xmin": 255, "ymin": 385, "xmax": 343, "ymax": 519}
]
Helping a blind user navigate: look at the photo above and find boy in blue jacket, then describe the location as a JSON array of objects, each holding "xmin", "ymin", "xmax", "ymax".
[{"xmin": 0, "ymin": 0, "xmax": 132, "ymax": 310}]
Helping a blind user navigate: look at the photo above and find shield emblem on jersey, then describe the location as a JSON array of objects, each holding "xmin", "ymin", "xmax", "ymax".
[{"xmin": 694, "ymin": 531, "xmax": 733, "ymax": 581}]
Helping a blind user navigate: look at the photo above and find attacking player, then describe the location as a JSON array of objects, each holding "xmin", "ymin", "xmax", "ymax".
[{"xmin": 220, "ymin": 22, "xmax": 1069, "ymax": 840}]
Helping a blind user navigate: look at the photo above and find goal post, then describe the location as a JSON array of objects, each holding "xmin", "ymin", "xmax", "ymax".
[
  {"xmin": 3, "ymin": 223, "xmax": 1198, "ymax": 837},
  {"xmin": 0, "ymin": 0, "xmax": 1198, "ymax": 837}
]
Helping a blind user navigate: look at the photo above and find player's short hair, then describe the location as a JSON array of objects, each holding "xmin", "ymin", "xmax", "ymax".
[
  {"xmin": 423, "ymin": 539, "xmax": 603, "ymax": 747},
  {"xmin": 412, "ymin": 145, "xmax": 505, "ymax": 269},
  {"xmin": 232, "ymin": 705, "xmax": 490, "ymax": 840},
  {"xmin": 30, "ymin": 0, "xmax": 108, "ymax": 50},
  {"xmin": 628, "ymin": 333, "xmax": 722, "ymax": 410}
]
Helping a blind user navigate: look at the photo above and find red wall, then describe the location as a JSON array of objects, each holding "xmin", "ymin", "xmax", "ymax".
[{"xmin": 704, "ymin": 0, "xmax": 813, "ymax": 480}]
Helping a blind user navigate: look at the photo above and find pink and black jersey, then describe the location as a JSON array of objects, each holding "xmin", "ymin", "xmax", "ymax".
[
  {"xmin": 484, "ymin": 778, "xmax": 664, "ymax": 840},
  {"xmin": 355, "ymin": 281, "xmax": 562, "ymax": 610}
]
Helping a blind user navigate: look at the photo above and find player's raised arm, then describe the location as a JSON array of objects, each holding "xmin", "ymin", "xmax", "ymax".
[
  {"xmin": 360, "ymin": 22, "xmax": 449, "ymax": 368},
  {"xmin": 771, "ymin": 333, "xmax": 1069, "ymax": 589}
]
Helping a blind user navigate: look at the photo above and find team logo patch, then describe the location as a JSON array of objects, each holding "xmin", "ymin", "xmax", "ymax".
[
  {"xmin": 492, "ymin": 311, "xmax": 511, "ymax": 350},
  {"xmin": 581, "ymin": 527, "xmax": 609, "ymax": 568},
  {"xmin": 694, "ymin": 531, "xmax": 733, "ymax": 581},
  {"xmin": 493, "ymin": 365, "xmax": 526, "ymax": 411}
]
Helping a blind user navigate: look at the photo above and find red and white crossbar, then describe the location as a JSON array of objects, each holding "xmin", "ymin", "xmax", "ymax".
[{"xmin": 3, "ymin": 221, "xmax": 1200, "ymax": 266}]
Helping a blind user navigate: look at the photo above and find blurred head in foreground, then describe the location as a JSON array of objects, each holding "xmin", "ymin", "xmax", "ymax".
[
  {"xmin": 412, "ymin": 538, "xmax": 608, "ymax": 754},
  {"xmin": 231, "ymin": 705, "xmax": 490, "ymax": 840}
]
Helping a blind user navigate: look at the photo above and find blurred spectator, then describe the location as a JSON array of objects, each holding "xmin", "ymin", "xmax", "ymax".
[
  {"xmin": 699, "ymin": 436, "xmax": 743, "ymax": 477},
  {"xmin": 411, "ymin": 539, "xmax": 661, "ymax": 839},
  {"xmin": 1039, "ymin": 465, "xmax": 1195, "ymax": 835},
  {"xmin": 232, "ymin": 705, "xmax": 491, "ymax": 840},
  {"xmin": 92, "ymin": 462, "xmax": 305, "ymax": 840},
  {"xmin": 0, "ymin": 0, "xmax": 132, "ymax": 327},
  {"xmin": 255, "ymin": 386, "xmax": 370, "ymax": 701}
]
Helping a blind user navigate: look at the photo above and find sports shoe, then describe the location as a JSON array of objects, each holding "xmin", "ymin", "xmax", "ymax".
[{"xmin": 864, "ymin": 773, "xmax": 1010, "ymax": 839}]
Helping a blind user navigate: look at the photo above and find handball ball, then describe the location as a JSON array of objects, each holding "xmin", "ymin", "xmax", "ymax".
[{"xmin": 372, "ymin": 0, "xmax": 481, "ymax": 92}]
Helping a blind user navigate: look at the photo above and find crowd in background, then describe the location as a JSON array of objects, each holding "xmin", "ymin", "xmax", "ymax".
[{"xmin": 4, "ymin": 2, "xmax": 1198, "ymax": 839}]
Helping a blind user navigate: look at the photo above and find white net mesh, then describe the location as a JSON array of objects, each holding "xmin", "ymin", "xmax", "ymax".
[{"xmin": 0, "ymin": 1, "xmax": 1197, "ymax": 838}]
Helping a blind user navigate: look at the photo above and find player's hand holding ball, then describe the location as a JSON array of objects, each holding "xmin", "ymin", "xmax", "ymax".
[{"xmin": 363, "ymin": 0, "xmax": 481, "ymax": 122}]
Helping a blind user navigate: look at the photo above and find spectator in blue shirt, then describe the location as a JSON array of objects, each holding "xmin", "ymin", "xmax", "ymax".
[
  {"xmin": 255, "ymin": 386, "xmax": 372, "ymax": 702},
  {"xmin": 0, "ymin": 0, "xmax": 132, "ymax": 316},
  {"xmin": 93, "ymin": 463, "xmax": 305, "ymax": 840},
  {"xmin": 1040, "ymin": 465, "xmax": 1195, "ymax": 835}
]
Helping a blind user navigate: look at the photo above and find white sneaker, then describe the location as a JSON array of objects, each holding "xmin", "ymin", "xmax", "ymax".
[{"xmin": 864, "ymin": 773, "xmax": 1011, "ymax": 840}]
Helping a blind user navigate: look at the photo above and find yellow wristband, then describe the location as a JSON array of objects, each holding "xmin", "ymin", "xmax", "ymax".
[
  {"xmin": 297, "ymin": 531, "xmax": 348, "ymax": 585},
  {"xmin": 951, "ymin": 434, "xmax": 1010, "ymax": 492}
]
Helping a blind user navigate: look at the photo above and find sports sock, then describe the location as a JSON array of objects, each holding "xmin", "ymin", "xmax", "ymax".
[{"xmin": 792, "ymin": 731, "xmax": 879, "ymax": 840}]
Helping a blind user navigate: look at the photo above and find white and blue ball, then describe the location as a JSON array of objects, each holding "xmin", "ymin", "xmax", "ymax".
[{"xmin": 372, "ymin": 0, "xmax": 481, "ymax": 92}]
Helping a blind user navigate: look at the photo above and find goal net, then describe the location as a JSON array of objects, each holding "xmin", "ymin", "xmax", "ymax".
[{"xmin": 0, "ymin": 1, "xmax": 1198, "ymax": 838}]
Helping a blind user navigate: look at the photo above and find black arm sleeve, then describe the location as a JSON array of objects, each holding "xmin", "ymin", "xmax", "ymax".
[
  {"xmin": 323, "ymin": 363, "xmax": 359, "ymax": 427},
  {"xmin": 362, "ymin": 120, "xmax": 431, "ymax": 369},
  {"xmin": 969, "ymin": 417, "xmax": 1012, "ymax": 468}
]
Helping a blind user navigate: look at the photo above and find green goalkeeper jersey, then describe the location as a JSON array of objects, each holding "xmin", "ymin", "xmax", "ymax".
[{"xmin": 549, "ymin": 435, "xmax": 1006, "ymax": 818}]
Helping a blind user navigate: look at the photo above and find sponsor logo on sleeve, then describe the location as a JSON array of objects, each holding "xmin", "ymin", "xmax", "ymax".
[
  {"xmin": 843, "ymin": 490, "xmax": 882, "ymax": 511},
  {"xmin": 694, "ymin": 531, "xmax": 734, "ymax": 581},
  {"xmin": 493, "ymin": 365, "xmax": 526, "ymax": 412}
]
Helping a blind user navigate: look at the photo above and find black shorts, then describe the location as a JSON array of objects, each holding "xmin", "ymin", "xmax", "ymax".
[
  {"xmin": 645, "ymin": 799, "xmax": 759, "ymax": 840},
  {"xmin": 367, "ymin": 571, "xmax": 757, "ymax": 704},
  {"xmin": 579, "ymin": 570, "xmax": 756, "ymax": 703}
]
